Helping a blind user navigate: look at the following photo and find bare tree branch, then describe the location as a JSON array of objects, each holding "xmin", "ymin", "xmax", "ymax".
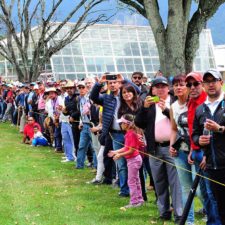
[
  {"xmin": 119, "ymin": 0, "xmax": 146, "ymax": 17},
  {"xmin": 0, "ymin": 0, "xmax": 109, "ymax": 81}
]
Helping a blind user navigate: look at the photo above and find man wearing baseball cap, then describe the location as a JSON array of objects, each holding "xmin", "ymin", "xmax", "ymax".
[
  {"xmin": 186, "ymin": 71, "xmax": 221, "ymax": 224},
  {"xmin": 192, "ymin": 69, "xmax": 225, "ymax": 224},
  {"xmin": 135, "ymin": 76, "xmax": 182, "ymax": 223}
]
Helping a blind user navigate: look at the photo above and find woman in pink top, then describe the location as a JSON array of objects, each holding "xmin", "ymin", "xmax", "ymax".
[{"xmin": 108, "ymin": 114, "xmax": 144, "ymax": 208}]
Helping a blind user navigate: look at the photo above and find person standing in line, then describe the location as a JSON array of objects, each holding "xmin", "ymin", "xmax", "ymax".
[
  {"xmin": 108, "ymin": 114, "xmax": 144, "ymax": 208},
  {"xmin": 90, "ymin": 74, "xmax": 140, "ymax": 197},
  {"xmin": 186, "ymin": 72, "xmax": 221, "ymax": 225},
  {"xmin": 75, "ymin": 81, "xmax": 94, "ymax": 169},
  {"xmin": 169, "ymin": 74, "xmax": 195, "ymax": 225},
  {"xmin": 135, "ymin": 77, "xmax": 182, "ymax": 223},
  {"xmin": 192, "ymin": 69, "xmax": 225, "ymax": 225}
]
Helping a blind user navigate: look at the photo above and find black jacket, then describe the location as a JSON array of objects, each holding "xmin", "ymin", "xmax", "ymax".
[
  {"xmin": 135, "ymin": 94, "xmax": 176, "ymax": 154},
  {"xmin": 63, "ymin": 94, "xmax": 80, "ymax": 121},
  {"xmin": 192, "ymin": 99, "xmax": 225, "ymax": 170}
]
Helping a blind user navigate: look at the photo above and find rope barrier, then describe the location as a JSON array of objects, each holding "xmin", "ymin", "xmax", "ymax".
[
  {"xmin": 109, "ymin": 133, "xmax": 225, "ymax": 188},
  {"xmin": 2, "ymin": 109, "xmax": 225, "ymax": 187}
]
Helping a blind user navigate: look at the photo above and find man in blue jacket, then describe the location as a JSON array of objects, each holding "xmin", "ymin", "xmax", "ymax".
[{"xmin": 90, "ymin": 74, "xmax": 139, "ymax": 197}]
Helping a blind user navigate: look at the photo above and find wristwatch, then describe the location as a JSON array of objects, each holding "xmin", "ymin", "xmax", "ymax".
[{"xmin": 218, "ymin": 126, "xmax": 225, "ymax": 133}]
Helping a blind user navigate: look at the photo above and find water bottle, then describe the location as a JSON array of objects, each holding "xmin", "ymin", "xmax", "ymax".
[{"xmin": 203, "ymin": 127, "xmax": 210, "ymax": 136}]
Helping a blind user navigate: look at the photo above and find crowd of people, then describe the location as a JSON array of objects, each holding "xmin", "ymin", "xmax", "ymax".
[{"xmin": 0, "ymin": 69, "xmax": 225, "ymax": 225}]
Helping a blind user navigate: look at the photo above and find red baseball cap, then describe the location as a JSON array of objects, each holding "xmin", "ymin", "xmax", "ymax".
[{"xmin": 185, "ymin": 72, "xmax": 203, "ymax": 82}]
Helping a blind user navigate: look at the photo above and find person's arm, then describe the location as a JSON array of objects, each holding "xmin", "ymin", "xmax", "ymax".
[
  {"xmin": 90, "ymin": 83, "xmax": 104, "ymax": 106},
  {"xmin": 108, "ymin": 147, "xmax": 125, "ymax": 157},
  {"xmin": 169, "ymin": 107, "xmax": 178, "ymax": 157},
  {"xmin": 135, "ymin": 106, "xmax": 150, "ymax": 129},
  {"xmin": 192, "ymin": 108, "xmax": 204, "ymax": 147},
  {"xmin": 113, "ymin": 147, "xmax": 135, "ymax": 160}
]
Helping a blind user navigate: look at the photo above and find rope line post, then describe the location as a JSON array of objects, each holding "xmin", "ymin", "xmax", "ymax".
[{"xmin": 179, "ymin": 169, "xmax": 202, "ymax": 225}]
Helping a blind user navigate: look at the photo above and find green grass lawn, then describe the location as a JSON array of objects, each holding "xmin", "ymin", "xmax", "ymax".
[{"xmin": 0, "ymin": 123, "xmax": 205, "ymax": 225}]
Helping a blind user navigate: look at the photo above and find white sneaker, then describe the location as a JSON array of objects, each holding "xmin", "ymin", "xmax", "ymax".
[
  {"xmin": 61, "ymin": 159, "xmax": 72, "ymax": 163},
  {"xmin": 61, "ymin": 156, "xmax": 67, "ymax": 159},
  {"xmin": 124, "ymin": 202, "xmax": 143, "ymax": 209}
]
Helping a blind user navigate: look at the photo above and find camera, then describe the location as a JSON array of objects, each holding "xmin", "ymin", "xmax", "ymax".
[{"xmin": 106, "ymin": 74, "xmax": 117, "ymax": 80}]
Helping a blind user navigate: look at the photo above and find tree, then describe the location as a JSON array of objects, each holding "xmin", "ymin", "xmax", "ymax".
[
  {"xmin": 0, "ymin": 0, "xmax": 109, "ymax": 82},
  {"xmin": 118, "ymin": 0, "xmax": 225, "ymax": 76}
]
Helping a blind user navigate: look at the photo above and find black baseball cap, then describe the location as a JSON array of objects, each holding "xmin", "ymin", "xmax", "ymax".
[{"xmin": 152, "ymin": 77, "xmax": 169, "ymax": 87}]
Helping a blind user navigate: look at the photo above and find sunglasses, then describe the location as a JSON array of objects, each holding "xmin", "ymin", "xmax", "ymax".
[
  {"xmin": 28, "ymin": 120, "xmax": 33, "ymax": 121},
  {"xmin": 203, "ymin": 79, "xmax": 220, "ymax": 85},
  {"xmin": 78, "ymin": 86, "xmax": 85, "ymax": 89},
  {"xmin": 132, "ymin": 76, "xmax": 142, "ymax": 80},
  {"xmin": 186, "ymin": 81, "xmax": 201, "ymax": 88}
]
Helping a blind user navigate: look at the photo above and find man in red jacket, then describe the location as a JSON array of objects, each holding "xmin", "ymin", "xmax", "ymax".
[{"xmin": 186, "ymin": 72, "xmax": 221, "ymax": 224}]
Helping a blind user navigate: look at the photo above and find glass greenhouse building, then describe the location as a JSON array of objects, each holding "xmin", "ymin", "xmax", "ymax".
[{"xmin": 0, "ymin": 23, "xmax": 216, "ymax": 80}]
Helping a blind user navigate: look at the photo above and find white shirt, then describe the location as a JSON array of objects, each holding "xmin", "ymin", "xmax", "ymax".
[
  {"xmin": 205, "ymin": 92, "xmax": 224, "ymax": 115},
  {"xmin": 154, "ymin": 96, "xmax": 171, "ymax": 142},
  {"xmin": 58, "ymin": 93, "xmax": 69, "ymax": 123},
  {"xmin": 111, "ymin": 95, "xmax": 121, "ymax": 131}
]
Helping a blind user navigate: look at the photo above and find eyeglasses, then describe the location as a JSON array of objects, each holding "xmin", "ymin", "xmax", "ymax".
[
  {"xmin": 132, "ymin": 76, "xmax": 142, "ymax": 80},
  {"xmin": 203, "ymin": 79, "xmax": 220, "ymax": 85},
  {"xmin": 186, "ymin": 81, "xmax": 201, "ymax": 88},
  {"xmin": 78, "ymin": 86, "xmax": 85, "ymax": 89}
]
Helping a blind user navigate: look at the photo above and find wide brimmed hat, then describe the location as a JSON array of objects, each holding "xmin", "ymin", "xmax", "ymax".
[
  {"xmin": 45, "ymin": 87, "xmax": 57, "ymax": 93},
  {"xmin": 62, "ymin": 80, "xmax": 75, "ymax": 88}
]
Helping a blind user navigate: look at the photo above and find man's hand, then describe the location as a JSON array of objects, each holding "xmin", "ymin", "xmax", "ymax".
[
  {"xmin": 99, "ymin": 74, "xmax": 106, "ymax": 84},
  {"xmin": 188, "ymin": 151, "xmax": 194, "ymax": 165},
  {"xmin": 169, "ymin": 146, "xmax": 178, "ymax": 157},
  {"xmin": 205, "ymin": 119, "xmax": 220, "ymax": 132},
  {"xmin": 117, "ymin": 74, "xmax": 124, "ymax": 82},
  {"xmin": 199, "ymin": 135, "xmax": 210, "ymax": 146},
  {"xmin": 199, "ymin": 156, "xmax": 206, "ymax": 170},
  {"xmin": 158, "ymin": 98, "xmax": 166, "ymax": 111},
  {"xmin": 90, "ymin": 127, "xmax": 99, "ymax": 133},
  {"xmin": 57, "ymin": 105, "xmax": 63, "ymax": 111},
  {"xmin": 144, "ymin": 96, "xmax": 155, "ymax": 108}
]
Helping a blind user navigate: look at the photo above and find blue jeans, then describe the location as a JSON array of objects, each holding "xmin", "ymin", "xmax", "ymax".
[
  {"xmin": 61, "ymin": 122, "xmax": 75, "ymax": 161},
  {"xmin": 192, "ymin": 150, "xmax": 221, "ymax": 225},
  {"xmin": 54, "ymin": 124, "xmax": 62, "ymax": 150},
  {"xmin": 111, "ymin": 132, "xmax": 129, "ymax": 195},
  {"xmin": 38, "ymin": 113, "xmax": 46, "ymax": 132},
  {"xmin": 76, "ymin": 124, "xmax": 93, "ymax": 168},
  {"xmin": 0, "ymin": 101, "xmax": 4, "ymax": 118},
  {"xmin": 32, "ymin": 137, "xmax": 48, "ymax": 146},
  {"xmin": 175, "ymin": 150, "xmax": 194, "ymax": 223}
]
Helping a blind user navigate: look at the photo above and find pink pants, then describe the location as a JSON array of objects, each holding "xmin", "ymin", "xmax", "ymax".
[{"xmin": 127, "ymin": 154, "xmax": 144, "ymax": 205}]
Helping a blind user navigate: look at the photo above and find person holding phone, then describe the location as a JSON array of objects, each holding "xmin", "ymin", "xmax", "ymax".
[
  {"xmin": 90, "ymin": 73, "xmax": 140, "ymax": 197},
  {"xmin": 135, "ymin": 76, "xmax": 182, "ymax": 223}
]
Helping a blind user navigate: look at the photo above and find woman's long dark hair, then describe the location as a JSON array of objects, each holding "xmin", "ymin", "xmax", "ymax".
[{"xmin": 118, "ymin": 84, "xmax": 142, "ymax": 118}]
